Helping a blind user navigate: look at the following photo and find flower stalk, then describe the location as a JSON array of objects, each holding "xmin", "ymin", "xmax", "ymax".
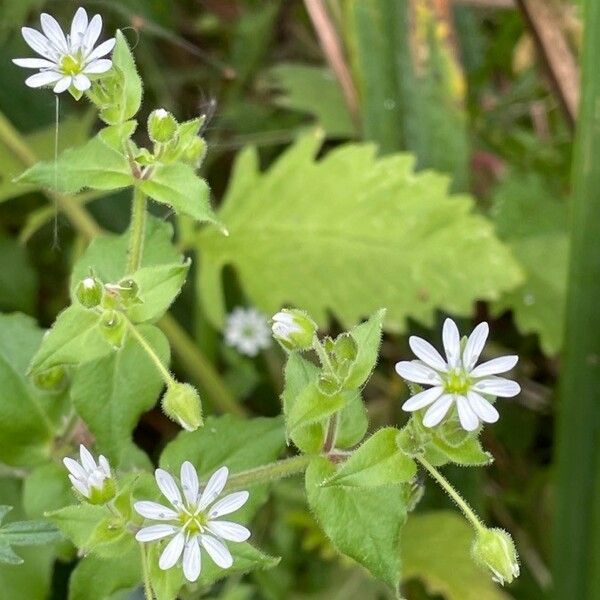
[{"xmin": 126, "ymin": 187, "xmax": 147, "ymax": 274}]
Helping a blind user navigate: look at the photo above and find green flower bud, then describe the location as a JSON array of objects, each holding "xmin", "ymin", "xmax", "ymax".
[
  {"xmin": 162, "ymin": 382, "xmax": 203, "ymax": 431},
  {"xmin": 75, "ymin": 276, "xmax": 103, "ymax": 309},
  {"xmin": 271, "ymin": 309, "xmax": 317, "ymax": 351},
  {"xmin": 148, "ymin": 108, "xmax": 178, "ymax": 143},
  {"xmin": 183, "ymin": 136, "xmax": 207, "ymax": 167},
  {"xmin": 33, "ymin": 365, "xmax": 68, "ymax": 392},
  {"xmin": 99, "ymin": 310, "xmax": 127, "ymax": 348},
  {"xmin": 472, "ymin": 528, "xmax": 520, "ymax": 585},
  {"xmin": 86, "ymin": 477, "xmax": 117, "ymax": 505}
]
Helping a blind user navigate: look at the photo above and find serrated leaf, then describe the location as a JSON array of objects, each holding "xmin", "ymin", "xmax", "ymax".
[
  {"xmin": 306, "ymin": 457, "xmax": 406, "ymax": 588},
  {"xmin": 140, "ymin": 162, "xmax": 218, "ymax": 224},
  {"xmin": 325, "ymin": 428, "xmax": 416, "ymax": 488},
  {"xmin": 29, "ymin": 305, "xmax": 112, "ymax": 375},
  {"xmin": 0, "ymin": 314, "xmax": 68, "ymax": 466},
  {"xmin": 71, "ymin": 325, "xmax": 169, "ymax": 468},
  {"xmin": 402, "ymin": 511, "xmax": 510, "ymax": 599},
  {"xmin": 17, "ymin": 135, "xmax": 133, "ymax": 194},
  {"xmin": 345, "ymin": 309, "xmax": 385, "ymax": 389},
  {"xmin": 491, "ymin": 172, "xmax": 568, "ymax": 354},
  {"xmin": 197, "ymin": 132, "xmax": 522, "ymax": 330}
]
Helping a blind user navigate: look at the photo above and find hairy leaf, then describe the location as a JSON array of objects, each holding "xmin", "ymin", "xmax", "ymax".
[{"xmin": 0, "ymin": 234, "xmax": 37, "ymax": 314}]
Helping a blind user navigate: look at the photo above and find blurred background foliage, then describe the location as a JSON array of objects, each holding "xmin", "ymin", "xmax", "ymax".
[{"xmin": 0, "ymin": 0, "xmax": 587, "ymax": 598}]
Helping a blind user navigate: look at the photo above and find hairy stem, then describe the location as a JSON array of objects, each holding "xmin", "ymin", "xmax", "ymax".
[
  {"xmin": 322, "ymin": 413, "xmax": 339, "ymax": 453},
  {"xmin": 224, "ymin": 455, "xmax": 313, "ymax": 491},
  {"xmin": 139, "ymin": 543, "xmax": 154, "ymax": 600},
  {"xmin": 416, "ymin": 455, "xmax": 485, "ymax": 533},
  {"xmin": 126, "ymin": 187, "xmax": 148, "ymax": 274}
]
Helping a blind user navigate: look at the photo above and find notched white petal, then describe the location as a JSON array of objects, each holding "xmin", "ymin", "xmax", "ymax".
[
  {"xmin": 136, "ymin": 524, "xmax": 178, "ymax": 542},
  {"xmin": 462, "ymin": 322, "xmax": 489, "ymax": 371},
  {"xmin": 180, "ymin": 461, "xmax": 199, "ymax": 506},
  {"xmin": 133, "ymin": 501, "xmax": 178, "ymax": 521},
  {"xmin": 198, "ymin": 467, "xmax": 229, "ymax": 510},
  {"xmin": 402, "ymin": 386, "xmax": 444, "ymax": 411},
  {"xmin": 200, "ymin": 534, "xmax": 233, "ymax": 569},
  {"xmin": 442, "ymin": 318, "xmax": 461, "ymax": 368},
  {"xmin": 207, "ymin": 520, "xmax": 251, "ymax": 542},
  {"xmin": 155, "ymin": 468, "xmax": 183, "ymax": 508},
  {"xmin": 456, "ymin": 395, "xmax": 480, "ymax": 431},
  {"xmin": 395, "ymin": 361, "xmax": 443, "ymax": 385},
  {"xmin": 159, "ymin": 532, "xmax": 185, "ymax": 570},
  {"xmin": 422, "ymin": 394, "xmax": 454, "ymax": 427},
  {"xmin": 208, "ymin": 491, "xmax": 249, "ymax": 518},
  {"xmin": 409, "ymin": 336, "xmax": 448, "ymax": 372},
  {"xmin": 470, "ymin": 355, "xmax": 518, "ymax": 378},
  {"xmin": 467, "ymin": 391, "xmax": 499, "ymax": 423},
  {"xmin": 472, "ymin": 377, "xmax": 521, "ymax": 398},
  {"xmin": 182, "ymin": 536, "xmax": 201, "ymax": 582}
]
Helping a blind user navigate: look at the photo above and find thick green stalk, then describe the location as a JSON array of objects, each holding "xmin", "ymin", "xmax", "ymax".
[
  {"xmin": 554, "ymin": 0, "xmax": 600, "ymax": 596},
  {"xmin": 139, "ymin": 543, "xmax": 154, "ymax": 600},
  {"xmin": 224, "ymin": 455, "xmax": 313, "ymax": 491},
  {"xmin": 126, "ymin": 187, "xmax": 148, "ymax": 274}
]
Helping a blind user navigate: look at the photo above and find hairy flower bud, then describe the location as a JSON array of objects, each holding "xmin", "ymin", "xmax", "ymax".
[
  {"xmin": 162, "ymin": 382, "xmax": 203, "ymax": 431},
  {"xmin": 271, "ymin": 309, "xmax": 317, "ymax": 351},
  {"xmin": 75, "ymin": 276, "xmax": 103, "ymax": 309},
  {"xmin": 148, "ymin": 108, "xmax": 178, "ymax": 143},
  {"xmin": 33, "ymin": 365, "xmax": 68, "ymax": 392},
  {"xmin": 63, "ymin": 446, "xmax": 115, "ymax": 505},
  {"xmin": 99, "ymin": 310, "xmax": 127, "ymax": 348},
  {"xmin": 472, "ymin": 527, "xmax": 520, "ymax": 585}
]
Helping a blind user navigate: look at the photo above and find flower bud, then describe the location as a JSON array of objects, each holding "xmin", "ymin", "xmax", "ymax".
[
  {"xmin": 148, "ymin": 108, "xmax": 178, "ymax": 143},
  {"xmin": 99, "ymin": 310, "xmax": 127, "ymax": 348},
  {"xmin": 75, "ymin": 276, "xmax": 103, "ymax": 309},
  {"xmin": 271, "ymin": 309, "xmax": 317, "ymax": 351},
  {"xmin": 162, "ymin": 382, "xmax": 203, "ymax": 431},
  {"xmin": 33, "ymin": 365, "xmax": 68, "ymax": 392},
  {"xmin": 472, "ymin": 527, "xmax": 520, "ymax": 585},
  {"xmin": 183, "ymin": 136, "xmax": 207, "ymax": 167},
  {"xmin": 63, "ymin": 446, "xmax": 115, "ymax": 505}
]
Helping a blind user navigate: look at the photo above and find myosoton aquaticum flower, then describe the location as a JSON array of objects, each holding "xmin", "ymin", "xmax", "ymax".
[
  {"xmin": 135, "ymin": 462, "xmax": 250, "ymax": 582},
  {"xmin": 396, "ymin": 318, "xmax": 520, "ymax": 431},
  {"xmin": 63, "ymin": 445, "xmax": 115, "ymax": 504},
  {"xmin": 224, "ymin": 307, "xmax": 271, "ymax": 356},
  {"xmin": 13, "ymin": 7, "xmax": 115, "ymax": 94}
]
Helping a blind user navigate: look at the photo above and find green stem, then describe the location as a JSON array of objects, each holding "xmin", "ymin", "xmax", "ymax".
[
  {"xmin": 140, "ymin": 543, "xmax": 154, "ymax": 600},
  {"xmin": 126, "ymin": 320, "xmax": 176, "ymax": 387},
  {"xmin": 322, "ymin": 413, "xmax": 339, "ymax": 453},
  {"xmin": 126, "ymin": 187, "xmax": 148, "ymax": 274},
  {"xmin": 224, "ymin": 455, "xmax": 313, "ymax": 491},
  {"xmin": 416, "ymin": 455, "xmax": 484, "ymax": 533}
]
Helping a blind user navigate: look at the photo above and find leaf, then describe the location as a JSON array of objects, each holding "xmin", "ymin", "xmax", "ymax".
[
  {"xmin": 147, "ymin": 544, "xmax": 184, "ymax": 600},
  {"xmin": 287, "ymin": 384, "xmax": 346, "ymax": 436},
  {"xmin": 0, "ymin": 314, "xmax": 68, "ymax": 466},
  {"xmin": 335, "ymin": 391, "xmax": 368, "ymax": 449},
  {"xmin": 324, "ymin": 428, "xmax": 416, "ymax": 488},
  {"xmin": 267, "ymin": 63, "xmax": 355, "ymax": 137},
  {"xmin": 47, "ymin": 504, "xmax": 106, "ymax": 550},
  {"xmin": 28, "ymin": 305, "xmax": 113, "ymax": 375},
  {"xmin": 491, "ymin": 171, "xmax": 568, "ymax": 354},
  {"xmin": 197, "ymin": 132, "xmax": 523, "ymax": 330},
  {"xmin": 429, "ymin": 435, "xmax": 493, "ymax": 468},
  {"xmin": 71, "ymin": 325, "xmax": 169, "ymax": 468},
  {"xmin": 17, "ymin": 134, "xmax": 133, "ymax": 195},
  {"xmin": 402, "ymin": 511, "xmax": 510, "ymax": 599},
  {"xmin": 0, "ymin": 234, "xmax": 37, "ymax": 314},
  {"xmin": 306, "ymin": 457, "xmax": 406, "ymax": 589},
  {"xmin": 345, "ymin": 309, "xmax": 385, "ymax": 389},
  {"xmin": 160, "ymin": 415, "xmax": 285, "ymax": 523},
  {"xmin": 139, "ymin": 162, "xmax": 218, "ymax": 224}
]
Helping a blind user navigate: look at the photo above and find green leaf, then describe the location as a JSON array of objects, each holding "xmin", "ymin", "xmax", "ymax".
[
  {"xmin": 29, "ymin": 305, "xmax": 112, "ymax": 375},
  {"xmin": 402, "ymin": 511, "xmax": 510, "ymax": 599},
  {"xmin": 160, "ymin": 415, "xmax": 285, "ymax": 522},
  {"xmin": 0, "ymin": 235, "xmax": 37, "ymax": 314},
  {"xmin": 17, "ymin": 135, "xmax": 133, "ymax": 195},
  {"xmin": 47, "ymin": 504, "xmax": 106, "ymax": 550},
  {"xmin": 267, "ymin": 63, "xmax": 355, "ymax": 138},
  {"xmin": 197, "ymin": 132, "xmax": 522, "ymax": 330},
  {"xmin": 287, "ymin": 384, "xmax": 346, "ymax": 436},
  {"xmin": 344, "ymin": 309, "xmax": 385, "ymax": 389},
  {"xmin": 147, "ymin": 544, "xmax": 184, "ymax": 600},
  {"xmin": 491, "ymin": 171, "xmax": 568, "ymax": 354},
  {"xmin": 335, "ymin": 391, "xmax": 368, "ymax": 449},
  {"xmin": 429, "ymin": 435, "xmax": 493, "ymax": 468},
  {"xmin": 71, "ymin": 325, "xmax": 169, "ymax": 468},
  {"xmin": 97, "ymin": 30, "xmax": 143, "ymax": 125},
  {"xmin": 0, "ymin": 314, "xmax": 68, "ymax": 466},
  {"xmin": 139, "ymin": 162, "xmax": 218, "ymax": 224},
  {"xmin": 306, "ymin": 457, "xmax": 406, "ymax": 588},
  {"xmin": 324, "ymin": 428, "xmax": 416, "ymax": 488}
]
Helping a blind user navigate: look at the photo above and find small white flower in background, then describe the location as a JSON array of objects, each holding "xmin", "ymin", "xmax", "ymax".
[
  {"xmin": 395, "ymin": 318, "xmax": 520, "ymax": 432},
  {"xmin": 224, "ymin": 307, "xmax": 271, "ymax": 356},
  {"xmin": 63, "ymin": 445, "xmax": 115, "ymax": 504},
  {"xmin": 13, "ymin": 7, "xmax": 115, "ymax": 94},
  {"xmin": 135, "ymin": 462, "xmax": 250, "ymax": 583}
]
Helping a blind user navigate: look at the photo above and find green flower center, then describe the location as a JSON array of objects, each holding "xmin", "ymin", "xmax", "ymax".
[
  {"xmin": 60, "ymin": 54, "xmax": 83, "ymax": 75},
  {"xmin": 444, "ymin": 369, "xmax": 471, "ymax": 395},
  {"xmin": 181, "ymin": 510, "xmax": 208, "ymax": 534}
]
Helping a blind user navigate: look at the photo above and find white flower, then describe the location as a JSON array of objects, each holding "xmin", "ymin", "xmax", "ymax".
[
  {"xmin": 395, "ymin": 319, "xmax": 520, "ymax": 432},
  {"xmin": 63, "ymin": 445, "xmax": 114, "ymax": 503},
  {"xmin": 13, "ymin": 7, "xmax": 115, "ymax": 94},
  {"xmin": 134, "ymin": 463, "xmax": 250, "ymax": 583},
  {"xmin": 224, "ymin": 307, "xmax": 271, "ymax": 356}
]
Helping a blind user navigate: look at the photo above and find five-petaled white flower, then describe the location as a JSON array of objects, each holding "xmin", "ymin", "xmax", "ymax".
[
  {"xmin": 395, "ymin": 319, "xmax": 520, "ymax": 431},
  {"xmin": 63, "ymin": 445, "xmax": 114, "ymax": 503},
  {"xmin": 134, "ymin": 463, "xmax": 250, "ymax": 583},
  {"xmin": 224, "ymin": 307, "xmax": 271, "ymax": 356},
  {"xmin": 13, "ymin": 7, "xmax": 115, "ymax": 94}
]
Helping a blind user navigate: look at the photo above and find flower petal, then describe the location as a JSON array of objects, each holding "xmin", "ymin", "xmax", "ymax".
[
  {"xmin": 21, "ymin": 27, "xmax": 57, "ymax": 59},
  {"xmin": 207, "ymin": 520, "xmax": 251, "ymax": 542},
  {"xmin": 133, "ymin": 501, "xmax": 178, "ymax": 521},
  {"xmin": 86, "ymin": 38, "xmax": 115, "ymax": 61},
  {"xmin": 422, "ymin": 394, "xmax": 454, "ymax": 428},
  {"xmin": 456, "ymin": 395, "xmax": 480, "ymax": 431},
  {"xmin": 82, "ymin": 14, "xmax": 102, "ymax": 53},
  {"xmin": 198, "ymin": 467, "xmax": 229, "ymax": 510},
  {"xmin": 72, "ymin": 73, "xmax": 91, "ymax": 91},
  {"xmin": 402, "ymin": 386, "xmax": 444, "ymax": 411},
  {"xmin": 442, "ymin": 318, "xmax": 461, "ymax": 368},
  {"xmin": 24, "ymin": 71, "xmax": 62, "ymax": 88},
  {"xmin": 181, "ymin": 461, "xmax": 199, "ymax": 506},
  {"xmin": 53, "ymin": 76, "xmax": 72, "ymax": 93},
  {"xmin": 63, "ymin": 456, "xmax": 87, "ymax": 480},
  {"xmin": 136, "ymin": 524, "xmax": 178, "ymax": 542},
  {"xmin": 200, "ymin": 534, "xmax": 233, "ymax": 569},
  {"xmin": 409, "ymin": 336, "xmax": 448, "ymax": 372},
  {"xmin": 79, "ymin": 445, "xmax": 97, "ymax": 472},
  {"xmin": 462, "ymin": 322, "xmax": 489, "ymax": 371},
  {"xmin": 182, "ymin": 536, "xmax": 201, "ymax": 582},
  {"xmin": 155, "ymin": 468, "xmax": 183, "ymax": 509},
  {"xmin": 69, "ymin": 474, "xmax": 89, "ymax": 497},
  {"xmin": 395, "ymin": 361, "xmax": 443, "ymax": 385},
  {"xmin": 84, "ymin": 58, "xmax": 112, "ymax": 74},
  {"xmin": 470, "ymin": 355, "xmax": 518, "ymax": 378},
  {"xmin": 472, "ymin": 377, "xmax": 521, "ymax": 398},
  {"xmin": 70, "ymin": 7, "xmax": 89, "ymax": 48},
  {"xmin": 467, "ymin": 391, "xmax": 499, "ymax": 423},
  {"xmin": 12, "ymin": 58, "xmax": 56, "ymax": 68},
  {"xmin": 208, "ymin": 491, "xmax": 249, "ymax": 519},
  {"xmin": 98, "ymin": 455, "xmax": 111, "ymax": 477},
  {"xmin": 40, "ymin": 13, "xmax": 68, "ymax": 54},
  {"xmin": 159, "ymin": 531, "xmax": 185, "ymax": 570}
]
